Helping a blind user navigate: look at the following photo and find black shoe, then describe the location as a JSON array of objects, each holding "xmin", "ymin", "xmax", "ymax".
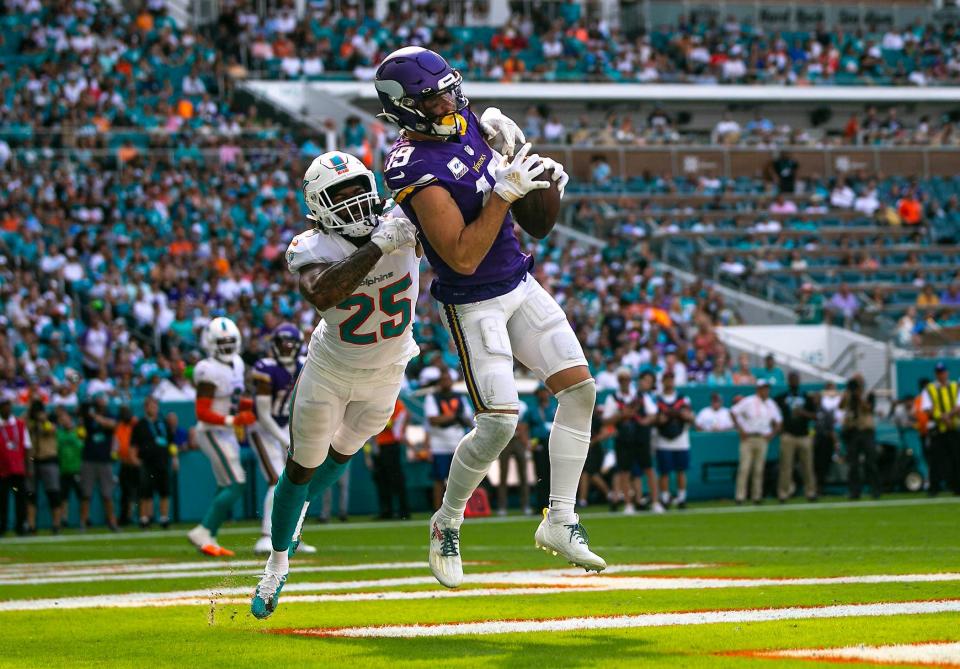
[
  {"xmin": 398, "ymin": 513, "xmax": 411, "ymax": 521},
  {"xmin": 778, "ymin": 498, "xmax": 787, "ymax": 505},
  {"xmin": 735, "ymin": 500, "xmax": 744, "ymax": 506},
  {"xmin": 139, "ymin": 519, "xmax": 151, "ymax": 530},
  {"xmin": 848, "ymin": 494, "xmax": 861, "ymax": 501},
  {"xmin": 753, "ymin": 499, "xmax": 763, "ymax": 505},
  {"xmin": 338, "ymin": 514, "xmax": 349, "ymax": 523},
  {"xmin": 806, "ymin": 496, "xmax": 818, "ymax": 503},
  {"xmin": 375, "ymin": 513, "xmax": 393, "ymax": 521},
  {"xmin": 107, "ymin": 523, "xmax": 120, "ymax": 532},
  {"xmin": 160, "ymin": 517, "xmax": 170, "ymax": 529},
  {"xmin": 51, "ymin": 526, "xmax": 60, "ymax": 535},
  {"xmin": 677, "ymin": 501, "xmax": 687, "ymax": 510},
  {"xmin": 317, "ymin": 517, "xmax": 330, "ymax": 524}
]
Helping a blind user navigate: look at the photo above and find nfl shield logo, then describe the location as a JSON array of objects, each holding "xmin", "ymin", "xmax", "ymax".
[
  {"xmin": 447, "ymin": 157, "xmax": 468, "ymax": 180},
  {"xmin": 464, "ymin": 146, "xmax": 475, "ymax": 156}
]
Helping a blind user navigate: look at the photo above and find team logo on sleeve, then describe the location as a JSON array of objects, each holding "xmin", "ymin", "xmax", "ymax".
[{"xmin": 447, "ymin": 157, "xmax": 468, "ymax": 180}]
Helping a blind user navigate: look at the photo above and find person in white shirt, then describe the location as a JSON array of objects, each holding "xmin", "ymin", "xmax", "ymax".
[
  {"xmin": 696, "ymin": 393, "xmax": 735, "ymax": 432},
  {"xmin": 731, "ymin": 380, "xmax": 783, "ymax": 504},
  {"xmin": 712, "ymin": 113, "xmax": 741, "ymax": 144},
  {"xmin": 595, "ymin": 360, "xmax": 622, "ymax": 393},
  {"xmin": 424, "ymin": 371, "xmax": 474, "ymax": 510}
]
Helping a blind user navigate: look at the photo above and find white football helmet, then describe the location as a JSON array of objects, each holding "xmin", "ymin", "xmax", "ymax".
[
  {"xmin": 202, "ymin": 317, "xmax": 242, "ymax": 363},
  {"xmin": 302, "ymin": 151, "xmax": 381, "ymax": 238}
]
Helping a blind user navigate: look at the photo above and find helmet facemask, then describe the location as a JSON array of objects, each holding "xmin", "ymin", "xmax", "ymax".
[{"xmin": 306, "ymin": 174, "xmax": 382, "ymax": 239}]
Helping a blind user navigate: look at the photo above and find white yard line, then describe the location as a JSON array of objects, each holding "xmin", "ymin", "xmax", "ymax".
[
  {"xmin": 0, "ymin": 561, "xmax": 698, "ymax": 585},
  {"xmin": 2, "ymin": 569, "xmax": 958, "ymax": 612},
  {"xmin": 0, "ymin": 561, "xmax": 434, "ymax": 583},
  {"xmin": 2, "ymin": 497, "xmax": 957, "ymax": 545},
  {"xmin": 752, "ymin": 641, "xmax": 960, "ymax": 666},
  {"xmin": 288, "ymin": 600, "xmax": 960, "ymax": 638}
]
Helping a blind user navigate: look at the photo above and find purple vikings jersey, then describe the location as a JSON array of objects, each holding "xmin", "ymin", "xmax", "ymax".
[
  {"xmin": 251, "ymin": 356, "xmax": 303, "ymax": 428},
  {"xmin": 384, "ymin": 108, "xmax": 533, "ymax": 304}
]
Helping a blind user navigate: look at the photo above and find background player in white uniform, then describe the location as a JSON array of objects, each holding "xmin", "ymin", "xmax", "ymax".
[
  {"xmin": 187, "ymin": 317, "xmax": 255, "ymax": 557},
  {"xmin": 250, "ymin": 323, "xmax": 316, "ymax": 555},
  {"xmin": 251, "ymin": 150, "xmax": 419, "ymax": 619}
]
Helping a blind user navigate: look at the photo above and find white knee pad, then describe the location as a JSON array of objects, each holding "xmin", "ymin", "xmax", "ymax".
[
  {"xmin": 554, "ymin": 378, "xmax": 596, "ymax": 429},
  {"xmin": 457, "ymin": 411, "xmax": 519, "ymax": 470}
]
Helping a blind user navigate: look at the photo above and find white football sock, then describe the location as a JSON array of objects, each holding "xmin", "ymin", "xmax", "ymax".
[
  {"xmin": 439, "ymin": 412, "xmax": 518, "ymax": 521},
  {"xmin": 261, "ymin": 485, "xmax": 275, "ymax": 537},
  {"xmin": 547, "ymin": 380, "xmax": 596, "ymax": 525},
  {"xmin": 267, "ymin": 549, "xmax": 288, "ymax": 574}
]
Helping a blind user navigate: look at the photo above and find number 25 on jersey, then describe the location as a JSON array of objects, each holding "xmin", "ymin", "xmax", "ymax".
[{"xmin": 337, "ymin": 274, "xmax": 412, "ymax": 345}]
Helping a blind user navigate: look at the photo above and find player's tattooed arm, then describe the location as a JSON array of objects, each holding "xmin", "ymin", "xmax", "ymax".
[{"xmin": 297, "ymin": 243, "xmax": 383, "ymax": 312}]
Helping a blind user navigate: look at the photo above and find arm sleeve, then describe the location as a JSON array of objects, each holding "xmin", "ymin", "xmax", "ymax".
[
  {"xmin": 255, "ymin": 394, "xmax": 290, "ymax": 446},
  {"xmin": 384, "ymin": 144, "xmax": 439, "ymax": 206},
  {"xmin": 423, "ymin": 395, "xmax": 438, "ymax": 419}
]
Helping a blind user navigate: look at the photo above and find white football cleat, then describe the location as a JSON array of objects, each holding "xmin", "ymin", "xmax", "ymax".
[
  {"xmin": 534, "ymin": 510, "xmax": 607, "ymax": 573},
  {"xmin": 251, "ymin": 562, "xmax": 288, "ymax": 620},
  {"xmin": 428, "ymin": 511, "xmax": 463, "ymax": 588},
  {"xmin": 254, "ymin": 536, "xmax": 272, "ymax": 555},
  {"xmin": 295, "ymin": 540, "xmax": 317, "ymax": 554},
  {"xmin": 651, "ymin": 502, "xmax": 666, "ymax": 514}
]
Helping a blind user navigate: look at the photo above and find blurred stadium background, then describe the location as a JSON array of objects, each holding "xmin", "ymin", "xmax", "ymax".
[{"xmin": 3, "ymin": 0, "xmax": 959, "ymax": 526}]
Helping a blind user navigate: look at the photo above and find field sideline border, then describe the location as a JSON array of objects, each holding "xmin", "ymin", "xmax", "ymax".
[{"xmin": 1, "ymin": 496, "xmax": 957, "ymax": 546}]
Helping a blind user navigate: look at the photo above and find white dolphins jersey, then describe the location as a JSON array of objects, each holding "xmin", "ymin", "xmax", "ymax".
[
  {"xmin": 193, "ymin": 356, "xmax": 245, "ymax": 431},
  {"xmin": 286, "ymin": 226, "xmax": 420, "ymax": 371}
]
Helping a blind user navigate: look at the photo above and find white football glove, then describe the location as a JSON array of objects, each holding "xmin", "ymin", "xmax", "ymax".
[
  {"xmin": 539, "ymin": 156, "xmax": 569, "ymax": 199},
  {"xmin": 480, "ymin": 107, "xmax": 526, "ymax": 158},
  {"xmin": 371, "ymin": 215, "xmax": 417, "ymax": 255},
  {"xmin": 493, "ymin": 142, "xmax": 550, "ymax": 205}
]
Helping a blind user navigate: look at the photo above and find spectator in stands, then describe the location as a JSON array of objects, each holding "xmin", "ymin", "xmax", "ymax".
[
  {"xmin": 754, "ymin": 354, "xmax": 785, "ymax": 386},
  {"xmin": 527, "ymin": 386, "xmax": 556, "ymax": 510},
  {"xmin": 114, "ymin": 406, "xmax": 139, "ymax": 527},
  {"xmin": 25, "ymin": 400, "xmax": 61, "ymax": 533},
  {"xmin": 166, "ymin": 411, "xmax": 196, "ymax": 452},
  {"xmin": 595, "ymin": 359, "xmax": 621, "ymax": 392},
  {"xmin": 695, "ymin": 393, "xmax": 735, "ymax": 431},
  {"xmin": 769, "ymin": 194, "xmax": 798, "ymax": 214},
  {"xmin": 0, "ymin": 395, "xmax": 30, "ymax": 536},
  {"xmin": 590, "ymin": 155, "xmax": 612, "ymax": 186},
  {"xmin": 687, "ymin": 347, "xmax": 714, "ymax": 384},
  {"xmin": 79, "ymin": 396, "xmax": 118, "ymax": 531},
  {"xmin": 133, "ymin": 397, "xmax": 176, "ymax": 529},
  {"xmin": 854, "ymin": 182, "xmax": 881, "ymax": 216},
  {"xmin": 829, "ymin": 177, "xmax": 856, "ymax": 209},
  {"xmin": 424, "ymin": 370, "xmax": 473, "ymax": 511},
  {"xmin": 769, "ymin": 151, "xmax": 799, "ymax": 193},
  {"xmin": 921, "ymin": 362, "xmax": 960, "ymax": 496},
  {"xmin": 941, "ymin": 283, "xmax": 960, "ymax": 306},
  {"xmin": 707, "ymin": 354, "xmax": 734, "ymax": 385},
  {"xmin": 775, "ymin": 372, "xmax": 818, "ymax": 503},
  {"xmin": 828, "ymin": 283, "xmax": 860, "ymax": 328},
  {"xmin": 898, "ymin": 188, "xmax": 924, "ymax": 226},
  {"xmin": 369, "ymin": 399, "xmax": 410, "ymax": 521},
  {"xmin": 712, "ymin": 113, "xmax": 741, "ymax": 145},
  {"xmin": 732, "ymin": 353, "xmax": 757, "ymax": 385},
  {"xmin": 917, "ymin": 283, "xmax": 941, "ymax": 308},
  {"xmin": 796, "ymin": 284, "xmax": 825, "ymax": 324},
  {"xmin": 840, "ymin": 375, "xmax": 880, "ymax": 500},
  {"xmin": 732, "ymin": 380, "xmax": 783, "ymax": 504},
  {"xmin": 653, "ymin": 371, "xmax": 693, "ymax": 509}
]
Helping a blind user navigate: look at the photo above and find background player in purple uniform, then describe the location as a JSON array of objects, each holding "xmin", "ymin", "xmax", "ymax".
[
  {"xmin": 376, "ymin": 46, "xmax": 606, "ymax": 588},
  {"xmin": 250, "ymin": 323, "xmax": 316, "ymax": 555}
]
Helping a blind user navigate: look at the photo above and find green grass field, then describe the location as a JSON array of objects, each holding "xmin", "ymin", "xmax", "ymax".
[{"xmin": 2, "ymin": 496, "xmax": 959, "ymax": 668}]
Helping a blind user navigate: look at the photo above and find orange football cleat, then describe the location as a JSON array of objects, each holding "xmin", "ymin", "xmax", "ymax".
[
  {"xmin": 216, "ymin": 545, "xmax": 236, "ymax": 557},
  {"xmin": 200, "ymin": 544, "xmax": 221, "ymax": 557}
]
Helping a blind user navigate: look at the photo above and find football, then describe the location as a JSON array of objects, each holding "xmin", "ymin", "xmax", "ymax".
[{"xmin": 511, "ymin": 166, "xmax": 561, "ymax": 239}]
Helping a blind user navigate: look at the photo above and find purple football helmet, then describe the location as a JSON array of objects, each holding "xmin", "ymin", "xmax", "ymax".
[
  {"xmin": 375, "ymin": 46, "xmax": 469, "ymax": 137},
  {"xmin": 271, "ymin": 323, "xmax": 303, "ymax": 366}
]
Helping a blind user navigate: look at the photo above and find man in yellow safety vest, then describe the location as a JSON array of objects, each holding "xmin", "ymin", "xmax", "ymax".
[{"xmin": 922, "ymin": 362, "xmax": 960, "ymax": 495}]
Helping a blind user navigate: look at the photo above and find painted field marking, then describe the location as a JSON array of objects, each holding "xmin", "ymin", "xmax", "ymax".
[
  {"xmin": 0, "ymin": 561, "xmax": 441, "ymax": 585},
  {"xmin": 282, "ymin": 600, "xmax": 960, "ymax": 638},
  {"xmin": 0, "ymin": 560, "xmax": 700, "ymax": 585},
  {"xmin": 2, "ymin": 568, "xmax": 959, "ymax": 612},
  {"xmin": 2, "ymin": 497, "xmax": 957, "ymax": 545},
  {"xmin": 744, "ymin": 641, "xmax": 960, "ymax": 667}
]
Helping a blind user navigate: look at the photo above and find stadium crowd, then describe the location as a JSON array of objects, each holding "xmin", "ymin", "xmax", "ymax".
[
  {"xmin": 1, "ymin": 1, "xmax": 956, "ymax": 534},
  {"xmin": 208, "ymin": 1, "xmax": 960, "ymax": 87}
]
